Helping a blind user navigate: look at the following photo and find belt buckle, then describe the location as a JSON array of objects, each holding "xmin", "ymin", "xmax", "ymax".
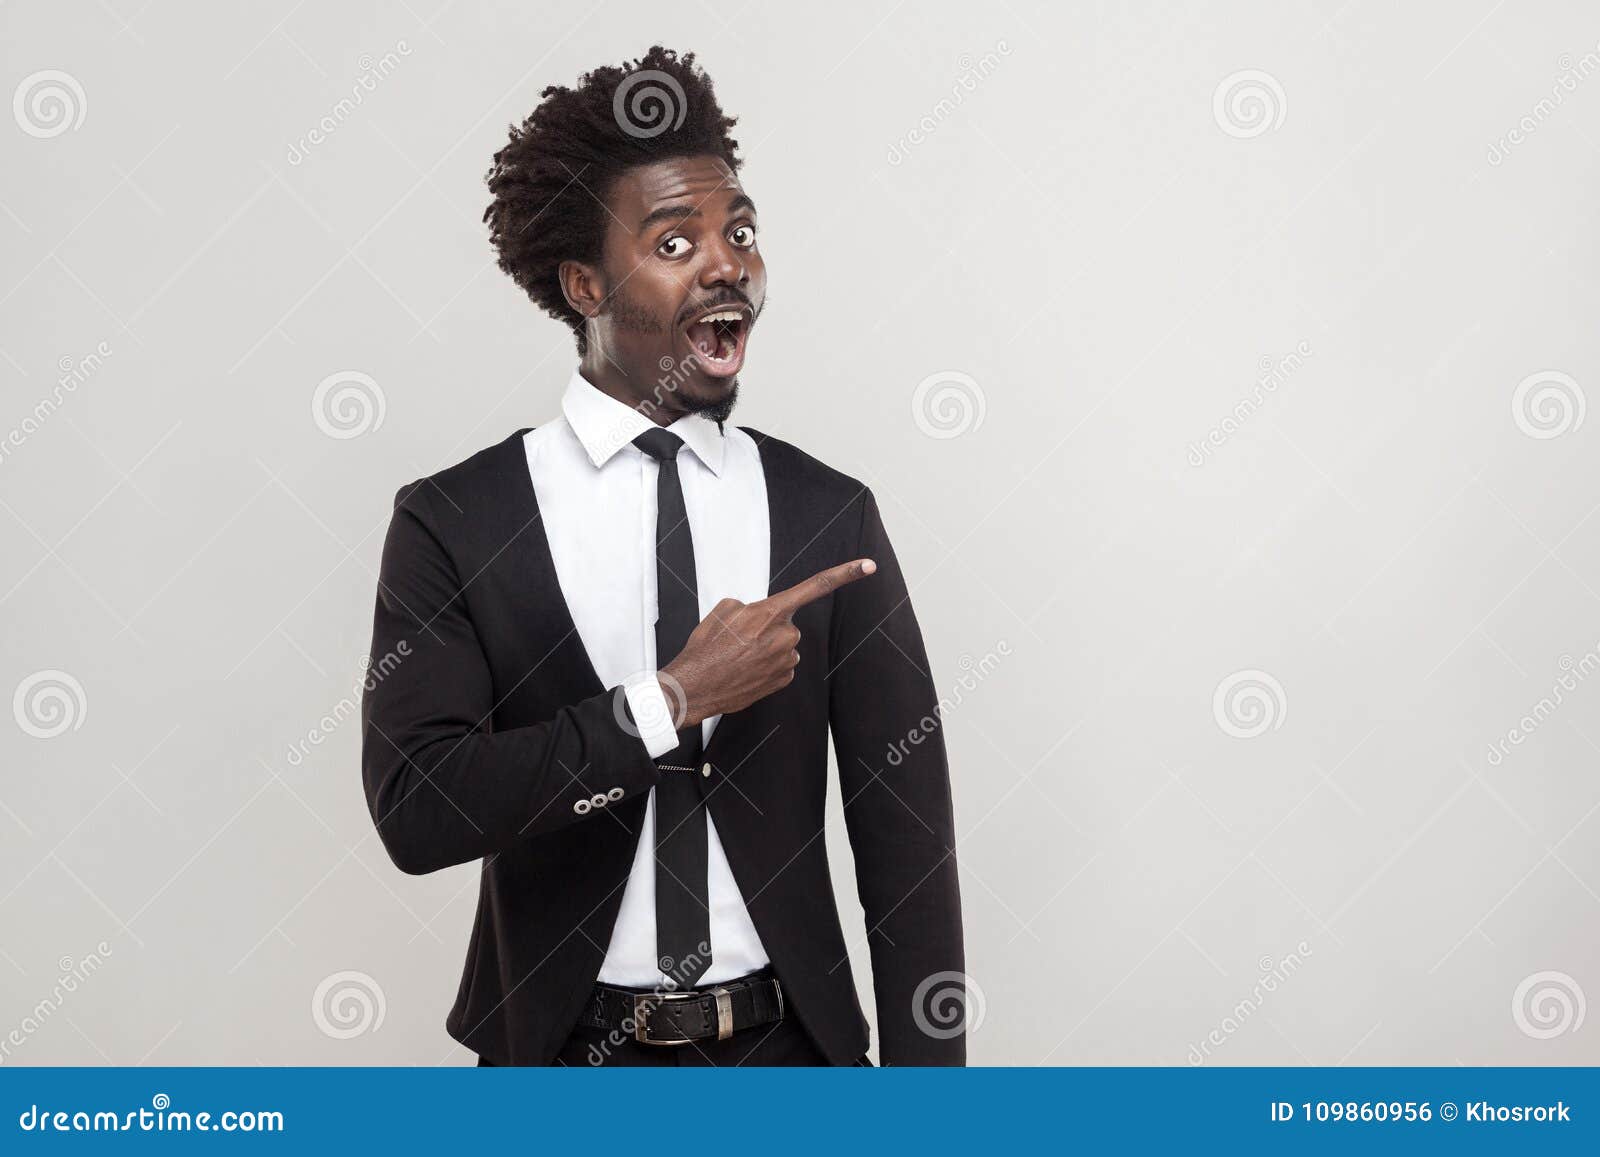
[{"xmin": 633, "ymin": 989, "xmax": 698, "ymax": 1046}]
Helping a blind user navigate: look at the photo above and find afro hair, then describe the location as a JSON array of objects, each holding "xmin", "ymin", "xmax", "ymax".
[{"xmin": 482, "ymin": 46, "xmax": 742, "ymax": 354}]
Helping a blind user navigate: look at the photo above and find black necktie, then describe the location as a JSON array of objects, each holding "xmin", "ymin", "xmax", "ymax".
[{"xmin": 632, "ymin": 427, "xmax": 711, "ymax": 989}]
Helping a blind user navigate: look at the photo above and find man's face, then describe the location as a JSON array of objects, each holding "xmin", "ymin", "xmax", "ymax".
[{"xmin": 588, "ymin": 154, "xmax": 765, "ymax": 416}]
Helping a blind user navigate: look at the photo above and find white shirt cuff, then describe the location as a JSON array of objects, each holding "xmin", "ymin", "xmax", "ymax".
[{"xmin": 622, "ymin": 674, "xmax": 682, "ymax": 760}]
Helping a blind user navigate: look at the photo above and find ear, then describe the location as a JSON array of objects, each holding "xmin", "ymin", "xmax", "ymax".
[{"xmin": 558, "ymin": 259, "xmax": 606, "ymax": 321}]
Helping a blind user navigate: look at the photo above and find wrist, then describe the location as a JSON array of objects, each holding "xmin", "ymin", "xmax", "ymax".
[{"xmin": 658, "ymin": 664, "xmax": 706, "ymax": 728}]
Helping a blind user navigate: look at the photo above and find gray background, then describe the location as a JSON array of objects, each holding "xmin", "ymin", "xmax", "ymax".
[{"xmin": 2, "ymin": 0, "xmax": 1597, "ymax": 1066}]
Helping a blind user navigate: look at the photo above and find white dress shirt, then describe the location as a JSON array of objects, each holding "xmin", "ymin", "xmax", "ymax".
[{"xmin": 523, "ymin": 370, "xmax": 772, "ymax": 988}]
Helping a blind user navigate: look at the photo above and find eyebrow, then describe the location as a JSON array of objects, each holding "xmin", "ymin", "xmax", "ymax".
[{"xmin": 637, "ymin": 193, "xmax": 758, "ymax": 234}]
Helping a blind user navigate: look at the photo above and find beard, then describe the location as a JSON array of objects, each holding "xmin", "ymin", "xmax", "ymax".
[
  {"xmin": 689, "ymin": 380, "xmax": 739, "ymax": 425},
  {"xmin": 606, "ymin": 288, "xmax": 742, "ymax": 426}
]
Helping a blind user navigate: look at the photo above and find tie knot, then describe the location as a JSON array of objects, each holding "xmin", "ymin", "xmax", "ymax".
[{"xmin": 633, "ymin": 427, "xmax": 684, "ymax": 462}]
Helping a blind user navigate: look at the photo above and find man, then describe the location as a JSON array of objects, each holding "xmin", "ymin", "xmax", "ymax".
[{"xmin": 360, "ymin": 46, "xmax": 964, "ymax": 1066}]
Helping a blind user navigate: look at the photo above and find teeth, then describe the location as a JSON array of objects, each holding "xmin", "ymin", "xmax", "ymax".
[{"xmin": 697, "ymin": 310, "xmax": 743, "ymax": 324}]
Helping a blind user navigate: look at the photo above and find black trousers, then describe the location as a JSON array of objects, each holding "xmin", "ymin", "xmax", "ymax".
[{"xmin": 478, "ymin": 1014, "xmax": 872, "ymax": 1067}]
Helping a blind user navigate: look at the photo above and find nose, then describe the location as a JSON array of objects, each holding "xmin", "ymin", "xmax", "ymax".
[{"xmin": 697, "ymin": 233, "xmax": 748, "ymax": 291}]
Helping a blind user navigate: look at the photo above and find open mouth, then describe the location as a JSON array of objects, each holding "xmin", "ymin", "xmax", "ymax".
[{"xmin": 681, "ymin": 306, "xmax": 751, "ymax": 377}]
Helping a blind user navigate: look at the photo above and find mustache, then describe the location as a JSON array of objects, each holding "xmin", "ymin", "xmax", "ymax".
[{"xmin": 678, "ymin": 292, "xmax": 755, "ymax": 324}]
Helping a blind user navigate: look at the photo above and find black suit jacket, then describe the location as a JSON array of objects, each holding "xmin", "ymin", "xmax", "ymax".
[{"xmin": 360, "ymin": 427, "xmax": 964, "ymax": 1065}]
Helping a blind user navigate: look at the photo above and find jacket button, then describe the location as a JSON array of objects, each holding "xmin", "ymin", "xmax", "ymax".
[
  {"xmin": 590, "ymin": 793, "xmax": 609, "ymax": 808},
  {"xmin": 701, "ymin": 762, "xmax": 712, "ymax": 778},
  {"xmin": 573, "ymin": 799, "xmax": 591, "ymax": 815},
  {"xmin": 607, "ymin": 787, "xmax": 624, "ymax": 801}
]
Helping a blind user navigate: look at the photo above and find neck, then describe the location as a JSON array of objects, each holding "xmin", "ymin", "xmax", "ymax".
[{"xmin": 578, "ymin": 351, "xmax": 687, "ymax": 428}]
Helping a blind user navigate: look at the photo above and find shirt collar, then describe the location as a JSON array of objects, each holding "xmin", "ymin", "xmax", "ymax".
[{"xmin": 561, "ymin": 369, "xmax": 726, "ymax": 476}]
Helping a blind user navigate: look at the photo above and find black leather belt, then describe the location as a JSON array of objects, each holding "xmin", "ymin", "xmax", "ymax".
[{"xmin": 578, "ymin": 969, "xmax": 785, "ymax": 1046}]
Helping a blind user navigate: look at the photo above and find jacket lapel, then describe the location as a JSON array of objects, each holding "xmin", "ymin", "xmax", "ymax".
[
  {"xmin": 489, "ymin": 428, "xmax": 608, "ymax": 703},
  {"xmin": 699, "ymin": 432, "xmax": 808, "ymax": 770}
]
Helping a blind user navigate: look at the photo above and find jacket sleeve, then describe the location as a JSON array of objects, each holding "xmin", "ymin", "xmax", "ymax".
[
  {"xmin": 360, "ymin": 485, "xmax": 662, "ymax": 875},
  {"xmin": 828, "ymin": 487, "xmax": 966, "ymax": 1065}
]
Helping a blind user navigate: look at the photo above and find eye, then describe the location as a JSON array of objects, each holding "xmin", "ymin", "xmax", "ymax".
[
  {"xmin": 657, "ymin": 235, "xmax": 693, "ymax": 258},
  {"xmin": 729, "ymin": 224, "xmax": 756, "ymax": 249}
]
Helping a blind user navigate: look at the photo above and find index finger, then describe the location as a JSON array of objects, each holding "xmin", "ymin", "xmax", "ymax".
[{"xmin": 764, "ymin": 559, "xmax": 877, "ymax": 618}]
